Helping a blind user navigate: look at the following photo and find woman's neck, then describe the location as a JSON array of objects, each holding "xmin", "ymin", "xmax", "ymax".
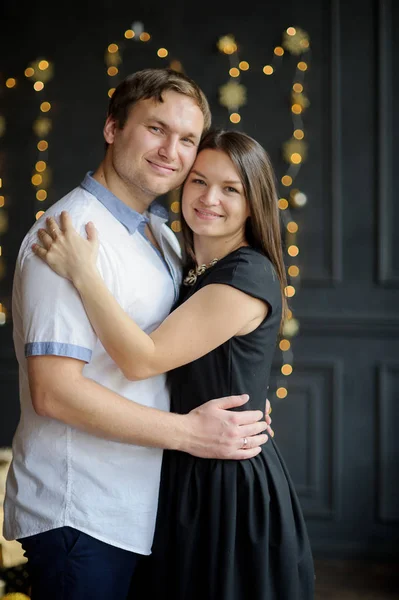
[{"xmin": 193, "ymin": 234, "xmax": 248, "ymax": 266}]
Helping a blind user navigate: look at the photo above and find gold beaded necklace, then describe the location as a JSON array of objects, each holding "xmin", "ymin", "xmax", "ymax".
[{"xmin": 183, "ymin": 258, "xmax": 219, "ymax": 286}]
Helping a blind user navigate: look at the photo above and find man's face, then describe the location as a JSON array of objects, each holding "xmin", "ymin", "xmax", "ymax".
[{"xmin": 104, "ymin": 90, "xmax": 204, "ymax": 201}]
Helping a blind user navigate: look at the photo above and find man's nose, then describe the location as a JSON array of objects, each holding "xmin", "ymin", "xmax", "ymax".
[{"xmin": 158, "ymin": 136, "xmax": 178, "ymax": 161}]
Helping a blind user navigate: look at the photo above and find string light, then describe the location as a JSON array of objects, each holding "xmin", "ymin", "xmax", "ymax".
[
  {"xmin": 216, "ymin": 26, "xmax": 310, "ymax": 401},
  {"xmin": 217, "ymin": 35, "xmax": 247, "ymax": 125},
  {"xmin": 104, "ymin": 21, "xmax": 173, "ymax": 97},
  {"xmin": 24, "ymin": 58, "xmax": 54, "ymax": 219}
]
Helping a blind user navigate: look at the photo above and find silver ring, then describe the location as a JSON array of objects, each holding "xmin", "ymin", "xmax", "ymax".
[{"xmin": 242, "ymin": 437, "xmax": 248, "ymax": 449}]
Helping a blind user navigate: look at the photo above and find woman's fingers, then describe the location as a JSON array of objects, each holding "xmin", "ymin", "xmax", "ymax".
[
  {"xmin": 85, "ymin": 221, "xmax": 98, "ymax": 243},
  {"xmin": 37, "ymin": 229, "xmax": 53, "ymax": 250},
  {"xmin": 46, "ymin": 216, "xmax": 62, "ymax": 240},
  {"xmin": 32, "ymin": 243, "xmax": 47, "ymax": 259},
  {"xmin": 60, "ymin": 210, "xmax": 73, "ymax": 232}
]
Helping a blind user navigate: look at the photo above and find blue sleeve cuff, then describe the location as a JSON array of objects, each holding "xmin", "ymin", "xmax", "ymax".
[{"xmin": 25, "ymin": 342, "xmax": 92, "ymax": 363}]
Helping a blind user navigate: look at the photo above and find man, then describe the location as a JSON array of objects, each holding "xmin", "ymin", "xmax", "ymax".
[{"xmin": 3, "ymin": 68, "xmax": 272, "ymax": 599}]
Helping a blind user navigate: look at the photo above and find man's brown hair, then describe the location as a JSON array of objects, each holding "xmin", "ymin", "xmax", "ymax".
[{"xmin": 107, "ymin": 68, "xmax": 211, "ymax": 133}]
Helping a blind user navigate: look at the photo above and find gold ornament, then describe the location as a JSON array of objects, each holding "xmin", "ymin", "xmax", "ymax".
[
  {"xmin": 219, "ymin": 81, "xmax": 247, "ymax": 110},
  {"xmin": 282, "ymin": 317, "xmax": 300, "ymax": 338},
  {"xmin": 217, "ymin": 35, "xmax": 237, "ymax": 55},
  {"xmin": 105, "ymin": 50, "xmax": 122, "ymax": 67},
  {"xmin": 33, "ymin": 117, "xmax": 52, "ymax": 137},
  {"xmin": 183, "ymin": 259, "xmax": 219, "ymax": 286},
  {"xmin": 283, "ymin": 28, "xmax": 310, "ymax": 55}
]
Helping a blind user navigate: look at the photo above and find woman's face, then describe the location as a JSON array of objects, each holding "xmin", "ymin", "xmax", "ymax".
[{"xmin": 182, "ymin": 149, "xmax": 250, "ymax": 242}]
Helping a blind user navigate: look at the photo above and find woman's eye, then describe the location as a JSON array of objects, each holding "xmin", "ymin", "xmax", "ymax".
[
  {"xmin": 192, "ymin": 178, "xmax": 206, "ymax": 185},
  {"xmin": 226, "ymin": 186, "xmax": 239, "ymax": 193}
]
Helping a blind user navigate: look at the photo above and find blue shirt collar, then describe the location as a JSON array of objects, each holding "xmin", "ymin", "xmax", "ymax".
[{"xmin": 80, "ymin": 171, "xmax": 168, "ymax": 234}]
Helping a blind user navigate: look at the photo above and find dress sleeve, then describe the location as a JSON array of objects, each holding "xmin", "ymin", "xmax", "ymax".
[{"xmin": 203, "ymin": 248, "xmax": 282, "ymax": 318}]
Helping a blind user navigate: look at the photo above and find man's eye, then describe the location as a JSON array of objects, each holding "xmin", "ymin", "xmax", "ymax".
[{"xmin": 149, "ymin": 126, "xmax": 161, "ymax": 133}]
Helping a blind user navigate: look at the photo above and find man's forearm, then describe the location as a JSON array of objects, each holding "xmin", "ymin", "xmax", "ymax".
[
  {"xmin": 31, "ymin": 365, "xmax": 186, "ymax": 450},
  {"xmin": 28, "ymin": 356, "xmax": 268, "ymax": 460}
]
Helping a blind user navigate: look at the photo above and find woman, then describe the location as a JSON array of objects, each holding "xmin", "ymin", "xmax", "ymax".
[{"xmin": 32, "ymin": 129, "xmax": 314, "ymax": 599}]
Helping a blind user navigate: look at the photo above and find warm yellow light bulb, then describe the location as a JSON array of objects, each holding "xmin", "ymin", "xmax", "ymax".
[
  {"xmin": 0, "ymin": 196, "xmax": 4, "ymax": 207},
  {"xmin": 279, "ymin": 339, "xmax": 291, "ymax": 351},
  {"xmin": 31, "ymin": 174, "xmax": 42, "ymax": 186},
  {"xmin": 108, "ymin": 88, "xmax": 115, "ymax": 98},
  {"xmin": 287, "ymin": 222, "xmax": 299, "ymax": 233},
  {"xmin": 276, "ymin": 387, "xmax": 288, "ymax": 399},
  {"xmin": 36, "ymin": 210, "xmax": 45, "ymax": 220},
  {"xmin": 40, "ymin": 102, "xmax": 51, "ymax": 112},
  {"xmin": 297, "ymin": 61, "xmax": 308, "ymax": 71},
  {"xmin": 288, "ymin": 265, "xmax": 300, "ymax": 277},
  {"xmin": 6, "ymin": 78, "xmax": 16, "ymax": 88},
  {"xmin": 287, "ymin": 27, "xmax": 296, "ymax": 36},
  {"xmin": 107, "ymin": 66, "xmax": 118, "ymax": 76},
  {"xmin": 38, "ymin": 60, "xmax": 49, "ymax": 70},
  {"xmin": 281, "ymin": 175, "xmax": 293, "ymax": 187},
  {"xmin": 291, "ymin": 104, "xmax": 302, "ymax": 114},
  {"xmin": 125, "ymin": 30, "xmax": 135, "ymax": 39},
  {"xmin": 281, "ymin": 364, "xmax": 293, "ymax": 376},
  {"xmin": 140, "ymin": 32, "xmax": 151, "ymax": 42},
  {"xmin": 229, "ymin": 67, "xmax": 240, "ymax": 78},
  {"xmin": 157, "ymin": 48, "xmax": 168, "ymax": 58},
  {"xmin": 171, "ymin": 220, "xmax": 181, "ymax": 232},
  {"xmin": 170, "ymin": 201, "xmax": 180, "ymax": 213},
  {"xmin": 293, "ymin": 83, "xmax": 303, "ymax": 93},
  {"xmin": 25, "ymin": 67, "xmax": 34, "ymax": 77},
  {"xmin": 288, "ymin": 245, "xmax": 299, "ymax": 257},
  {"xmin": 108, "ymin": 44, "xmax": 119, "ymax": 53},
  {"xmin": 284, "ymin": 285, "xmax": 296, "ymax": 297},
  {"xmin": 278, "ymin": 198, "xmax": 289, "ymax": 210},
  {"xmin": 290, "ymin": 153, "xmax": 302, "ymax": 164},
  {"xmin": 239, "ymin": 61, "xmax": 249, "ymax": 70},
  {"xmin": 230, "ymin": 113, "xmax": 241, "ymax": 124},
  {"xmin": 294, "ymin": 129, "xmax": 304, "ymax": 140},
  {"xmin": 34, "ymin": 81, "xmax": 44, "ymax": 91},
  {"xmin": 36, "ymin": 189, "xmax": 47, "ymax": 201},
  {"xmin": 263, "ymin": 65, "xmax": 274, "ymax": 75},
  {"xmin": 274, "ymin": 46, "xmax": 284, "ymax": 56},
  {"xmin": 35, "ymin": 161, "xmax": 46, "ymax": 172}
]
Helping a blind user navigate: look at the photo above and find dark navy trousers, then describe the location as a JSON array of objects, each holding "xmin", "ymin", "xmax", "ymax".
[{"xmin": 19, "ymin": 526, "xmax": 142, "ymax": 599}]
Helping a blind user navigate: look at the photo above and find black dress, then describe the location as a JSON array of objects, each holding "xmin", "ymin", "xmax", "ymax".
[{"xmin": 133, "ymin": 247, "xmax": 314, "ymax": 600}]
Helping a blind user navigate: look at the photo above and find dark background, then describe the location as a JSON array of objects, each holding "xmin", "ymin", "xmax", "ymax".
[{"xmin": 0, "ymin": 0, "xmax": 398, "ymax": 562}]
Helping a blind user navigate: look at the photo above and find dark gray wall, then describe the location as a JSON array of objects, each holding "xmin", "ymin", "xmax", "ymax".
[{"xmin": 0, "ymin": 0, "xmax": 398, "ymax": 559}]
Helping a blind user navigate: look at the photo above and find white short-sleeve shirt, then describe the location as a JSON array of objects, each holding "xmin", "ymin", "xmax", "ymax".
[{"xmin": 3, "ymin": 172, "xmax": 183, "ymax": 554}]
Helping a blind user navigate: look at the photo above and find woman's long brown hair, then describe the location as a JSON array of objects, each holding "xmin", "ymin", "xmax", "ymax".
[{"xmin": 180, "ymin": 129, "xmax": 288, "ymax": 329}]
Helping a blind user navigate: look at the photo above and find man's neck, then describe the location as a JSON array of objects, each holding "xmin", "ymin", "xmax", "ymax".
[{"xmin": 92, "ymin": 163, "xmax": 155, "ymax": 215}]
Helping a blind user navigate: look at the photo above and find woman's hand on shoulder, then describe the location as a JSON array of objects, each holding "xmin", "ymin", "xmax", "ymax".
[{"xmin": 32, "ymin": 210, "xmax": 99, "ymax": 284}]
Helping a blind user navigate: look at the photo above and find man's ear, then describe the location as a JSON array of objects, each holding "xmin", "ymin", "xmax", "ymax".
[{"xmin": 103, "ymin": 116, "xmax": 117, "ymax": 145}]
